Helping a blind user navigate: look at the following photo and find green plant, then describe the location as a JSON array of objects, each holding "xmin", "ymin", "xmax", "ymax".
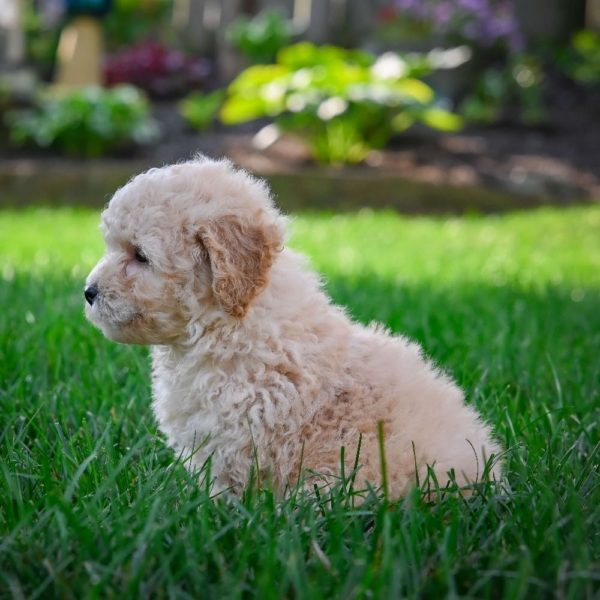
[
  {"xmin": 103, "ymin": 0, "xmax": 174, "ymax": 50},
  {"xmin": 460, "ymin": 53, "xmax": 546, "ymax": 125},
  {"xmin": 7, "ymin": 85, "xmax": 158, "ymax": 157},
  {"xmin": 22, "ymin": 0, "xmax": 61, "ymax": 77},
  {"xmin": 557, "ymin": 29, "xmax": 600, "ymax": 86},
  {"xmin": 179, "ymin": 90, "xmax": 225, "ymax": 130},
  {"xmin": 227, "ymin": 9, "xmax": 294, "ymax": 64},
  {"xmin": 220, "ymin": 42, "xmax": 462, "ymax": 164}
]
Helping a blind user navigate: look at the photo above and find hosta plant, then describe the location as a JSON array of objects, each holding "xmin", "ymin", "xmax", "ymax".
[
  {"xmin": 219, "ymin": 42, "xmax": 462, "ymax": 164},
  {"xmin": 7, "ymin": 85, "xmax": 158, "ymax": 157}
]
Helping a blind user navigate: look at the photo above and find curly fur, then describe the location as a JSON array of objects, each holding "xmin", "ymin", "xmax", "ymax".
[
  {"xmin": 85, "ymin": 156, "xmax": 502, "ymax": 497},
  {"xmin": 198, "ymin": 215, "xmax": 282, "ymax": 318}
]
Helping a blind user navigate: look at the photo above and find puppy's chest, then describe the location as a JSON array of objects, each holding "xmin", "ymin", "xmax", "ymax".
[
  {"xmin": 151, "ymin": 362, "xmax": 238, "ymax": 435},
  {"xmin": 150, "ymin": 356, "xmax": 295, "ymax": 448}
]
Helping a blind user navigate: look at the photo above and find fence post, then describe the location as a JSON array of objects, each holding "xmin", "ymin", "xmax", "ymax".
[
  {"xmin": 216, "ymin": 0, "xmax": 246, "ymax": 83},
  {"xmin": 587, "ymin": 0, "xmax": 600, "ymax": 30},
  {"xmin": 0, "ymin": 0, "xmax": 25, "ymax": 69}
]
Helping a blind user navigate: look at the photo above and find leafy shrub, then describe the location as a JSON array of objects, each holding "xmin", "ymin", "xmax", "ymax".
[
  {"xmin": 103, "ymin": 0, "xmax": 173, "ymax": 50},
  {"xmin": 179, "ymin": 90, "xmax": 225, "ymax": 130},
  {"xmin": 22, "ymin": 0, "xmax": 61, "ymax": 79},
  {"xmin": 7, "ymin": 85, "xmax": 158, "ymax": 157},
  {"xmin": 556, "ymin": 30, "xmax": 600, "ymax": 86},
  {"xmin": 460, "ymin": 53, "xmax": 546, "ymax": 125},
  {"xmin": 104, "ymin": 41, "xmax": 212, "ymax": 98},
  {"xmin": 218, "ymin": 42, "xmax": 462, "ymax": 164},
  {"xmin": 227, "ymin": 10, "xmax": 294, "ymax": 64}
]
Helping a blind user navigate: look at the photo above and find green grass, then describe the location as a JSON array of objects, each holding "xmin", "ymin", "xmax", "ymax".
[{"xmin": 0, "ymin": 206, "xmax": 599, "ymax": 598}]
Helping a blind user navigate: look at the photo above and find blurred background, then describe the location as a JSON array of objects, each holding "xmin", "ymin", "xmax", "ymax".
[{"xmin": 0, "ymin": 0, "xmax": 598, "ymax": 209}]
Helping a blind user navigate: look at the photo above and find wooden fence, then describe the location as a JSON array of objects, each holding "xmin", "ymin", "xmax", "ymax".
[{"xmin": 0, "ymin": 0, "xmax": 593, "ymax": 75}]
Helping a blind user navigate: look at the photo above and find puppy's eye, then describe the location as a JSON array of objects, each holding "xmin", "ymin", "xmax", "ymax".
[{"xmin": 134, "ymin": 248, "xmax": 149, "ymax": 264}]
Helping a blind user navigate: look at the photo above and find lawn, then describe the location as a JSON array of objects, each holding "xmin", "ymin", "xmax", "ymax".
[{"xmin": 0, "ymin": 206, "xmax": 599, "ymax": 598}]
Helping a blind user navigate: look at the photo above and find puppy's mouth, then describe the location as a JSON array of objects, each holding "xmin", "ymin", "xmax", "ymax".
[{"xmin": 85, "ymin": 295, "xmax": 143, "ymax": 330}]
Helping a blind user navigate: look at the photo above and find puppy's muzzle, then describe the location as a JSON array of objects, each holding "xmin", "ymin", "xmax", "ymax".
[{"xmin": 84, "ymin": 284, "xmax": 99, "ymax": 306}]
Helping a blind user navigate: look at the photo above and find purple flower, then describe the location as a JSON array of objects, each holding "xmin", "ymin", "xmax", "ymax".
[
  {"xmin": 395, "ymin": 0, "xmax": 421, "ymax": 10},
  {"xmin": 392, "ymin": 0, "xmax": 522, "ymax": 51},
  {"xmin": 434, "ymin": 1, "xmax": 453, "ymax": 24},
  {"xmin": 457, "ymin": 0, "xmax": 484, "ymax": 10}
]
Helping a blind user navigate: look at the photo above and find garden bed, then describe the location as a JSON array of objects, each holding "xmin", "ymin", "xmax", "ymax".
[{"xmin": 1, "ymin": 74, "xmax": 598, "ymax": 212}]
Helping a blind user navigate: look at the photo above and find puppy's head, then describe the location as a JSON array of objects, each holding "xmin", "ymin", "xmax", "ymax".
[{"xmin": 84, "ymin": 157, "xmax": 284, "ymax": 345}]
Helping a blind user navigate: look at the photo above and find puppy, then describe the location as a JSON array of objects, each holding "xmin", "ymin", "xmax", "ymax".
[{"xmin": 85, "ymin": 157, "xmax": 502, "ymax": 497}]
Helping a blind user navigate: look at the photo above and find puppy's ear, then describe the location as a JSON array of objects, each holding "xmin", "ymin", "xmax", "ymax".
[{"xmin": 197, "ymin": 215, "xmax": 282, "ymax": 318}]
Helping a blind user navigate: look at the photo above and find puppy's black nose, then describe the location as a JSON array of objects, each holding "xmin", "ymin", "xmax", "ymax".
[{"xmin": 84, "ymin": 285, "xmax": 98, "ymax": 306}]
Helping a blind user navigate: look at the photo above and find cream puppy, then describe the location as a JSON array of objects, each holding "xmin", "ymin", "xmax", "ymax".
[{"xmin": 85, "ymin": 157, "xmax": 502, "ymax": 496}]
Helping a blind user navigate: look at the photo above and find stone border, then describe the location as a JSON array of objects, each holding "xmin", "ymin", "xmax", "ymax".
[{"xmin": 0, "ymin": 158, "xmax": 595, "ymax": 214}]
